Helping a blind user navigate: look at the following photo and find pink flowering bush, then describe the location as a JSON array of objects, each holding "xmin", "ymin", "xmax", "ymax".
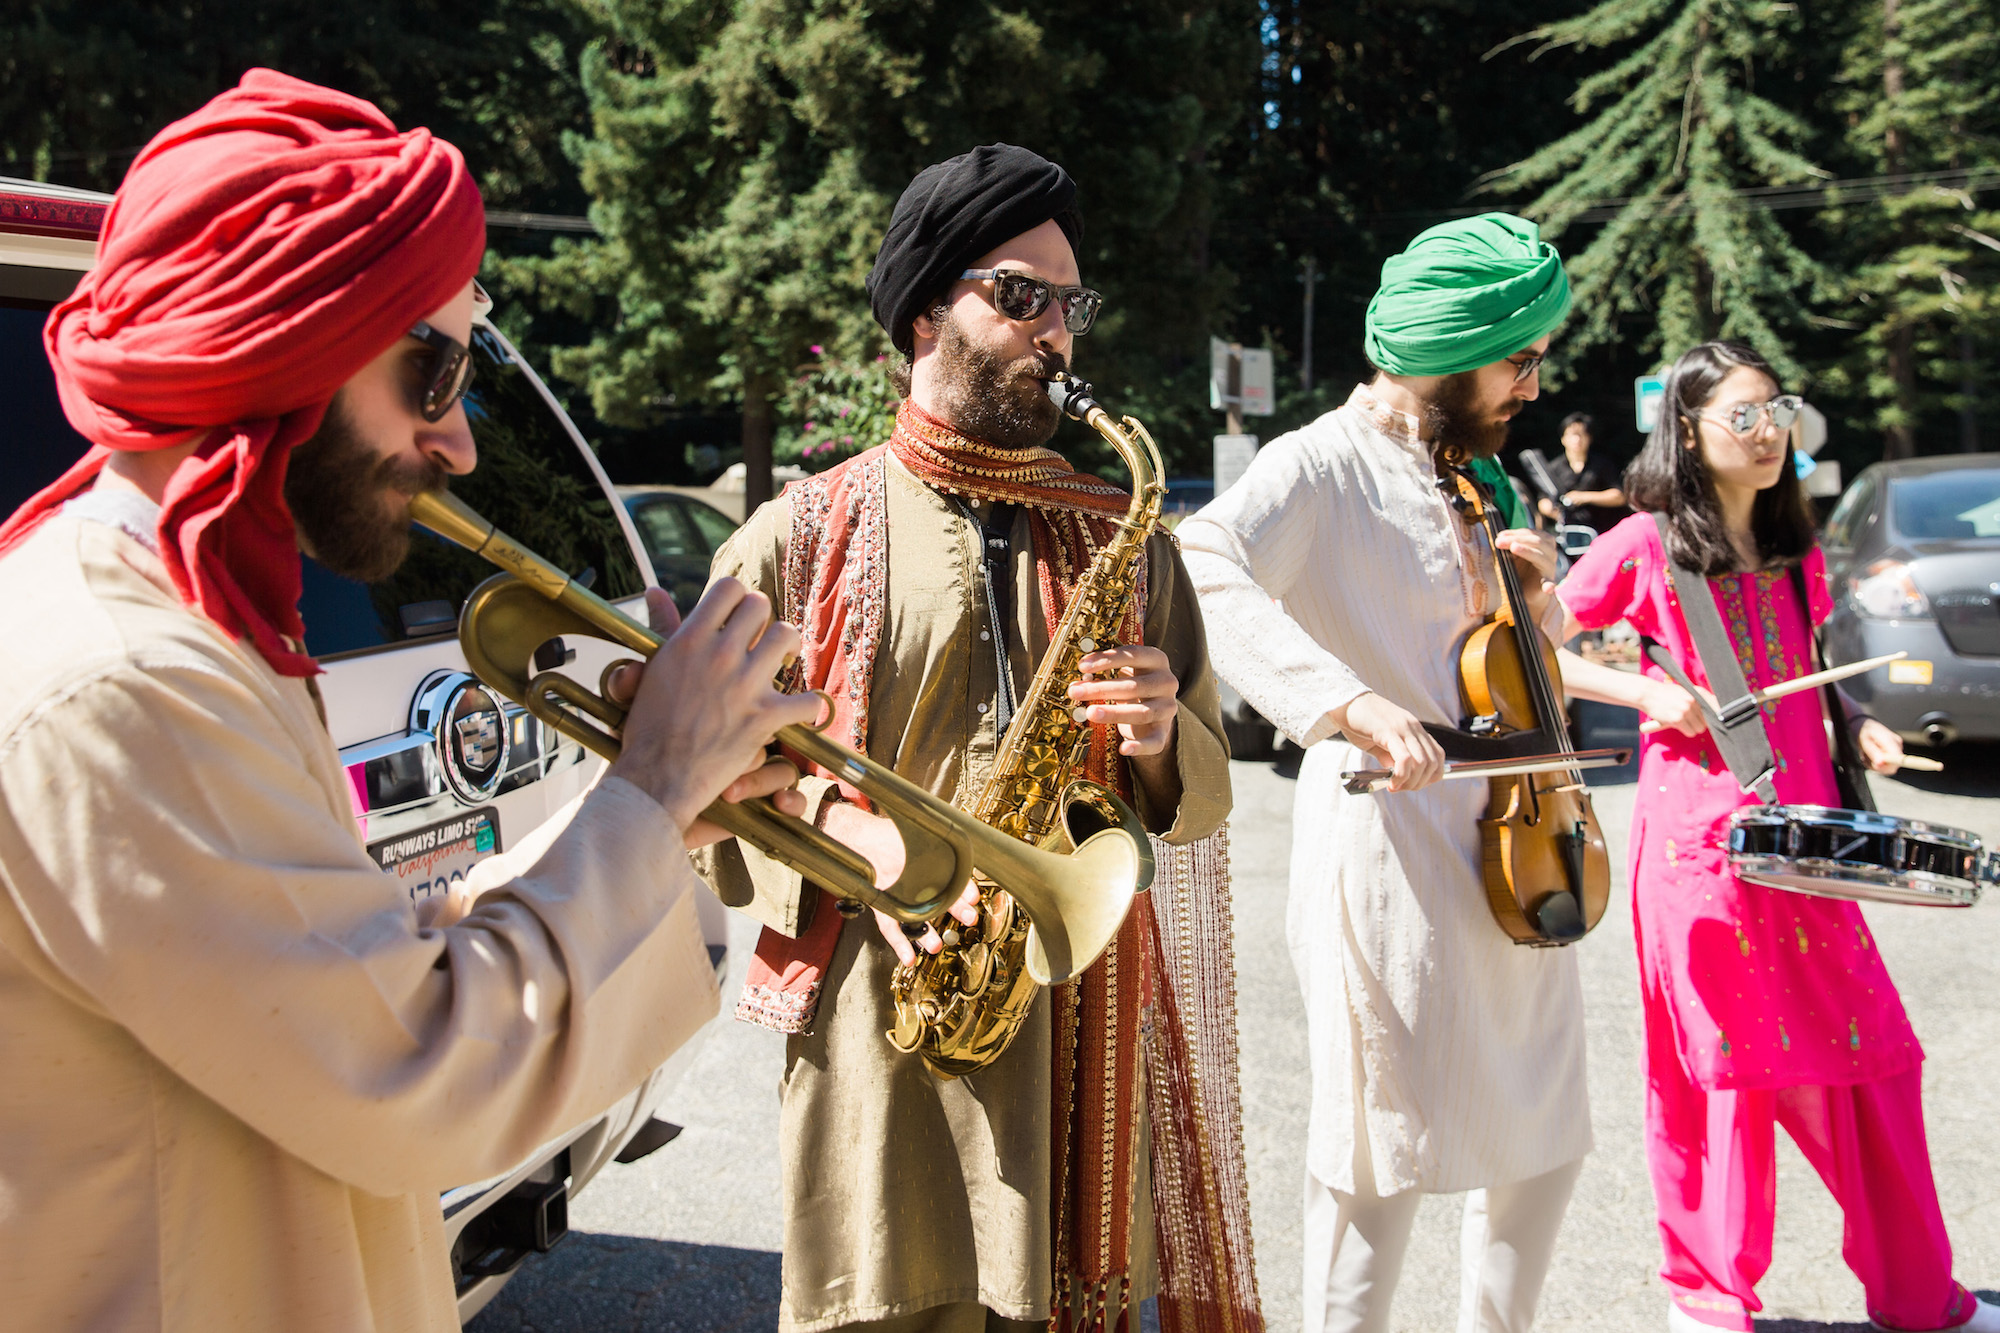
[{"xmin": 777, "ymin": 344, "xmax": 902, "ymax": 473}]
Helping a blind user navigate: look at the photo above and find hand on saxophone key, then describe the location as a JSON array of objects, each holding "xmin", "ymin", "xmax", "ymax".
[
  {"xmin": 605, "ymin": 580, "xmax": 822, "ymax": 845},
  {"xmin": 1068, "ymin": 645, "xmax": 1179, "ymax": 756},
  {"xmin": 873, "ymin": 880, "xmax": 982, "ymax": 967}
]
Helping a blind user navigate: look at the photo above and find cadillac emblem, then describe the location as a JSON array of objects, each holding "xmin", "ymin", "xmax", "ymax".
[{"xmin": 411, "ymin": 672, "xmax": 512, "ymax": 804}]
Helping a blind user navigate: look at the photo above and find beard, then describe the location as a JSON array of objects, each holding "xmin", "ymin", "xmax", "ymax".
[
  {"xmin": 926, "ymin": 308, "xmax": 1066, "ymax": 451},
  {"xmin": 1420, "ymin": 370, "xmax": 1517, "ymax": 466},
  {"xmin": 284, "ymin": 394, "xmax": 446, "ymax": 583}
]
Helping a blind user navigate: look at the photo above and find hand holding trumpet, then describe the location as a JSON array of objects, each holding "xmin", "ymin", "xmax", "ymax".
[{"xmin": 604, "ymin": 580, "xmax": 821, "ymax": 845}]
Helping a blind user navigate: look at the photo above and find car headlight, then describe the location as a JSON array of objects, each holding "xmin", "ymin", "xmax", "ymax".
[{"xmin": 1850, "ymin": 558, "xmax": 1932, "ymax": 619}]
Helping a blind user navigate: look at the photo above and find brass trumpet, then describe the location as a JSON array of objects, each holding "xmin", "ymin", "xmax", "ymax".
[{"xmin": 407, "ymin": 489, "xmax": 1150, "ymax": 973}]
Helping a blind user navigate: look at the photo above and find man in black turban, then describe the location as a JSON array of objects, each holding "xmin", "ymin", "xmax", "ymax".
[
  {"xmin": 867, "ymin": 143, "xmax": 1084, "ymax": 355},
  {"xmin": 692, "ymin": 147, "xmax": 1250, "ymax": 1333},
  {"xmin": 865, "ymin": 142, "xmax": 1089, "ymax": 452}
]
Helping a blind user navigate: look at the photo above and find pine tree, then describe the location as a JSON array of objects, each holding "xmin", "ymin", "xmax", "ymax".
[
  {"xmin": 0, "ymin": 0, "xmax": 596, "ymax": 213},
  {"xmin": 1217, "ymin": 0, "xmax": 1595, "ymax": 432},
  {"xmin": 1480, "ymin": 0, "xmax": 1831, "ymax": 385},
  {"xmin": 507, "ymin": 0, "xmax": 1255, "ymax": 507},
  {"xmin": 1824, "ymin": 0, "xmax": 2000, "ymax": 456}
]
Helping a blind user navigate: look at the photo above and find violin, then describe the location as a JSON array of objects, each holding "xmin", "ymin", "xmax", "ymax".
[{"xmin": 1440, "ymin": 466, "xmax": 1610, "ymax": 946}]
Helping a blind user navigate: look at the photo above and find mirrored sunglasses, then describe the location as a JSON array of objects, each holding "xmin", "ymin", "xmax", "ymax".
[
  {"xmin": 959, "ymin": 268, "xmax": 1104, "ymax": 335},
  {"xmin": 1699, "ymin": 394, "xmax": 1803, "ymax": 436},
  {"xmin": 407, "ymin": 319, "xmax": 477, "ymax": 422}
]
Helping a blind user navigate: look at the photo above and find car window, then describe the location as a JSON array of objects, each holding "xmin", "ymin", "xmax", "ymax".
[
  {"xmin": 1, "ymin": 299, "xmax": 95, "ymax": 518},
  {"xmin": 1822, "ymin": 473, "xmax": 1877, "ymax": 548},
  {"xmin": 631, "ymin": 497, "xmax": 699, "ymax": 560},
  {"xmin": 684, "ymin": 499, "xmax": 739, "ymax": 554},
  {"xmin": 1890, "ymin": 469, "xmax": 2000, "ymax": 540},
  {"xmin": 299, "ymin": 326, "xmax": 644, "ymax": 658}
]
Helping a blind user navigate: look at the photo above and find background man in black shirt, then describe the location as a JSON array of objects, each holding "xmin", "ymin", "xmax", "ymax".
[{"xmin": 1534, "ymin": 411, "xmax": 1626, "ymax": 531}]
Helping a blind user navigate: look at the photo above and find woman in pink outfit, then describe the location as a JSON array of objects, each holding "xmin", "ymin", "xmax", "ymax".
[{"xmin": 1554, "ymin": 342, "xmax": 1997, "ymax": 1333}]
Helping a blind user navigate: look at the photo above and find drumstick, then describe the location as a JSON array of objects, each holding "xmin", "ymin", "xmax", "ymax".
[
  {"xmin": 1895, "ymin": 754, "xmax": 1945, "ymax": 772},
  {"xmin": 1638, "ymin": 651, "xmax": 1910, "ymax": 733},
  {"xmin": 1753, "ymin": 650, "xmax": 1908, "ymax": 702}
]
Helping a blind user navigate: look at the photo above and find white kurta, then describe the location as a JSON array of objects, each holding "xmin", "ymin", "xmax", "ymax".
[{"xmin": 1177, "ymin": 385, "xmax": 1591, "ymax": 1196}]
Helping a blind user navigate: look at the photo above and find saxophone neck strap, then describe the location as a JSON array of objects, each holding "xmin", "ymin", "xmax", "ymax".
[{"xmin": 1649, "ymin": 512, "xmax": 1779, "ymax": 801}]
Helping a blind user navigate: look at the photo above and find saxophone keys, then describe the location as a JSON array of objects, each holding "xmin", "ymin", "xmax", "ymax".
[
  {"xmin": 941, "ymin": 927, "xmax": 962, "ymax": 948},
  {"xmin": 1079, "ymin": 637, "xmax": 1096, "ymax": 653}
]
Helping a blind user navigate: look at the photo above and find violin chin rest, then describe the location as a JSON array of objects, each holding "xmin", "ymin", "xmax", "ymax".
[{"xmin": 1532, "ymin": 891, "xmax": 1586, "ymax": 943}]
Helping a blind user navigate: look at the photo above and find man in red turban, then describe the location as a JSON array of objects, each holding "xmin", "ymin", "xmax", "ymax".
[{"xmin": 0, "ymin": 69, "xmax": 817, "ymax": 1330}]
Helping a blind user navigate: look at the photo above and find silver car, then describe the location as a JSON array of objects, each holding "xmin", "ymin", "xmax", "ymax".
[
  {"xmin": 1821, "ymin": 454, "xmax": 2000, "ymax": 746},
  {"xmin": 1, "ymin": 175, "xmax": 727, "ymax": 1323}
]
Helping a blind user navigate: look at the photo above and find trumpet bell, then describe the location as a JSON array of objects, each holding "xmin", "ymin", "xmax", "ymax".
[{"xmin": 1023, "ymin": 827, "xmax": 1144, "ymax": 985}]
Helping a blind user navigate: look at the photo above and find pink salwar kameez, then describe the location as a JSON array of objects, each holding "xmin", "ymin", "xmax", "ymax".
[{"xmin": 1560, "ymin": 514, "xmax": 1974, "ymax": 1332}]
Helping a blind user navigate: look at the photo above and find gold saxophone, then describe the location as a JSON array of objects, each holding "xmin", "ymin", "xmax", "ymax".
[{"xmin": 887, "ymin": 371, "xmax": 1168, "ymax": 1078}]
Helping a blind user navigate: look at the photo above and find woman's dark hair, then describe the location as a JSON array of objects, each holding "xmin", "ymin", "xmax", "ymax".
[
  {"xmin": 1623, "ymin": 340, "xmax": 1816, "ymax": 575},
  {"xmin": 1559, "ymin": 411, "xmax": 1594, "ymax": 435}
]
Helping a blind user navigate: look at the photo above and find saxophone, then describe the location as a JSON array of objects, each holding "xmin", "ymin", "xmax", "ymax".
[{"xmin": 886, "ymin": 372, "xmax": 1168, "ymax": 1078}]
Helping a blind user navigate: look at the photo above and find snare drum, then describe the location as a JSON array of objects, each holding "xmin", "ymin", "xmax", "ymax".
[{"xmin": 1726, "ymin": 806, "xmax": 1992, "ymax": 907}]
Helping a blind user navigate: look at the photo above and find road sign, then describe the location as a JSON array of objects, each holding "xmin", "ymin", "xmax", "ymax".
[
  {"xmin": 1634, "ymin": 375, "xmax": 1666, "ymax": 434},
  {"xmin": 1238, "ymin": 349, "xmax": 1274, "ymax": 416},
  {"xmin": 1210, "ymin": 339, "xmax": 1275, "ymax": 417},
  {"xmin": 1214, "ymin": 434, "xmax": 1259, "ymax": 494}
]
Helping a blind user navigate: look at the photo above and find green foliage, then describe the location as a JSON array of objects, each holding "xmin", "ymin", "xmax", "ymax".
[
  {"xmin": 19, "ymin": 0, "xmax": 2000, "ymax": 471},
  {"xmin": 776, "ymin": 348, "xmax": 901, "ymax": 473},
  {"xmin": 501, "ymin": 0, "xmax": 1260, "ymax": 476},
  {"xmin": 0, "ymin": 1, "xmax": 598, "ymax": 212},
  {"xmin": 1218, "ymin": 0, "xmax": 1603, "ymax": 396},
  {"xmin": 1819, "ymin": 0, "xmax": 2000, "ymax": 456},
  {"xmin": 1481, "ymin": 0, "xmax": 1832, "ymax": 387}
]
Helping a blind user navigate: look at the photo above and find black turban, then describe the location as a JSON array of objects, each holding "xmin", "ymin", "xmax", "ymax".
[{"xmin": 866, "ymin": 143, "xmax": 1084, "ymax": 356}]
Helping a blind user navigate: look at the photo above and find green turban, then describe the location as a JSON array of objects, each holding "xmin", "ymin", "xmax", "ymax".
[{"xmin": 1364, "ymin": 213, "xmax": 1570, "ymax": 377}]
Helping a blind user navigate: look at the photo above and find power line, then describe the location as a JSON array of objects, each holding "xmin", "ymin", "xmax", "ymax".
[{"xmin": 1368, "ymin": 165, "xmax": 2000, "ymax": 227}]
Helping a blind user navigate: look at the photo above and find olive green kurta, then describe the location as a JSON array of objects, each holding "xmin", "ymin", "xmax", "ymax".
[{"xmin": 695, "ymin": 453, "xmax": 1230, "ymax": 1332}]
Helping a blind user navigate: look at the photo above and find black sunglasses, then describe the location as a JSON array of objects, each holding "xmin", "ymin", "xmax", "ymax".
[
  {"xmin": 959, "ymin": 268, "xmax": 1104, "ymax": 335},
  {"xmin": 1504, "ymin": 350, "xmax": 1546, "ymax": 383},
  {"xmin": 407, "ymin": 320, "xmax": 476, "ymax": 422}
]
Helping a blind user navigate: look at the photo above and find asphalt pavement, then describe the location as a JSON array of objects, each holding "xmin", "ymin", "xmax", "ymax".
[{"xmin": 473, "ymin": 741, "xmax": 2000, "ymax": 1333}]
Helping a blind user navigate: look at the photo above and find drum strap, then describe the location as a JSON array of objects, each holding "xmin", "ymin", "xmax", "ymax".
[{"xmin": 1645, "ymin": 514, "xmax": 1779, "ymax": 801}]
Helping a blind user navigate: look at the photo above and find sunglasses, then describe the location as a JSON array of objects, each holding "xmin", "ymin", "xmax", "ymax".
[
  {"xmin": 1693, "ymin": 394, "xmax": 1803, "ymax": 436},
  {"xmin": 959, "ymin": 268, "xmax": 1104, "ymax": 335},
  {"xmin": 407, "ymin": 319, "xmax": 477, "ymax": 422},
  {"xmin": 1504, "ymin": 351, "xmax": 1545, "ymax": 383}
]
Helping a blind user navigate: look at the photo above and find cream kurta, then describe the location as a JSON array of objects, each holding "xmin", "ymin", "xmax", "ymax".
[
  {"xmin": 1176, "ymin": 386, "xmax": 1590, "ymax": 1197},
  {"xmin": 0, "ymin": 508, "xmax": 720, "ymax": 1332},
  {"xmin": 696, "ymin": 454, "xmax": 1230, "ymax": 1332}
]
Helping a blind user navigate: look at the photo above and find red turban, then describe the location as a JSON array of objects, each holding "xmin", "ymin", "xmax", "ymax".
[{"xmin": 0, "ymin": 68, "xmax": 486, "ymax": 676}]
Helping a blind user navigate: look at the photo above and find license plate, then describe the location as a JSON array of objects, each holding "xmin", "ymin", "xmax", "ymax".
[
  {"xmin": 367, "ymin": 807, "xmax": 501, "ymax": 904},
  {"xmin": 1889, "ymin": 659, "xmax": 1934, "ymax": 685}
]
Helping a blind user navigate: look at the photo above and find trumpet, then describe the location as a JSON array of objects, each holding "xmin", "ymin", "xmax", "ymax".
[{"xmin": 407, "ymin": 489, "xmax": 1150, "ymax": 977}]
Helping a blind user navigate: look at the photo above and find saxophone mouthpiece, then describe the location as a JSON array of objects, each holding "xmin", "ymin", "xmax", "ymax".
[{"xmin": 1044, "ymin": 371, "xmax": 1100, "ymax": 422}]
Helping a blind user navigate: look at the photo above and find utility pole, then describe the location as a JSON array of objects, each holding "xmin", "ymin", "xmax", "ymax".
[{"xmin": 1300, "ymin": 257, "xmax": 1319, "ymax": 395}]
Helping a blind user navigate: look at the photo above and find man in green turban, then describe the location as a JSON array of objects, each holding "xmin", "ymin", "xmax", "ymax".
[{"xmin": 1178, "ymin": 212, "xmax": 1585, "ymax": 1333}]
